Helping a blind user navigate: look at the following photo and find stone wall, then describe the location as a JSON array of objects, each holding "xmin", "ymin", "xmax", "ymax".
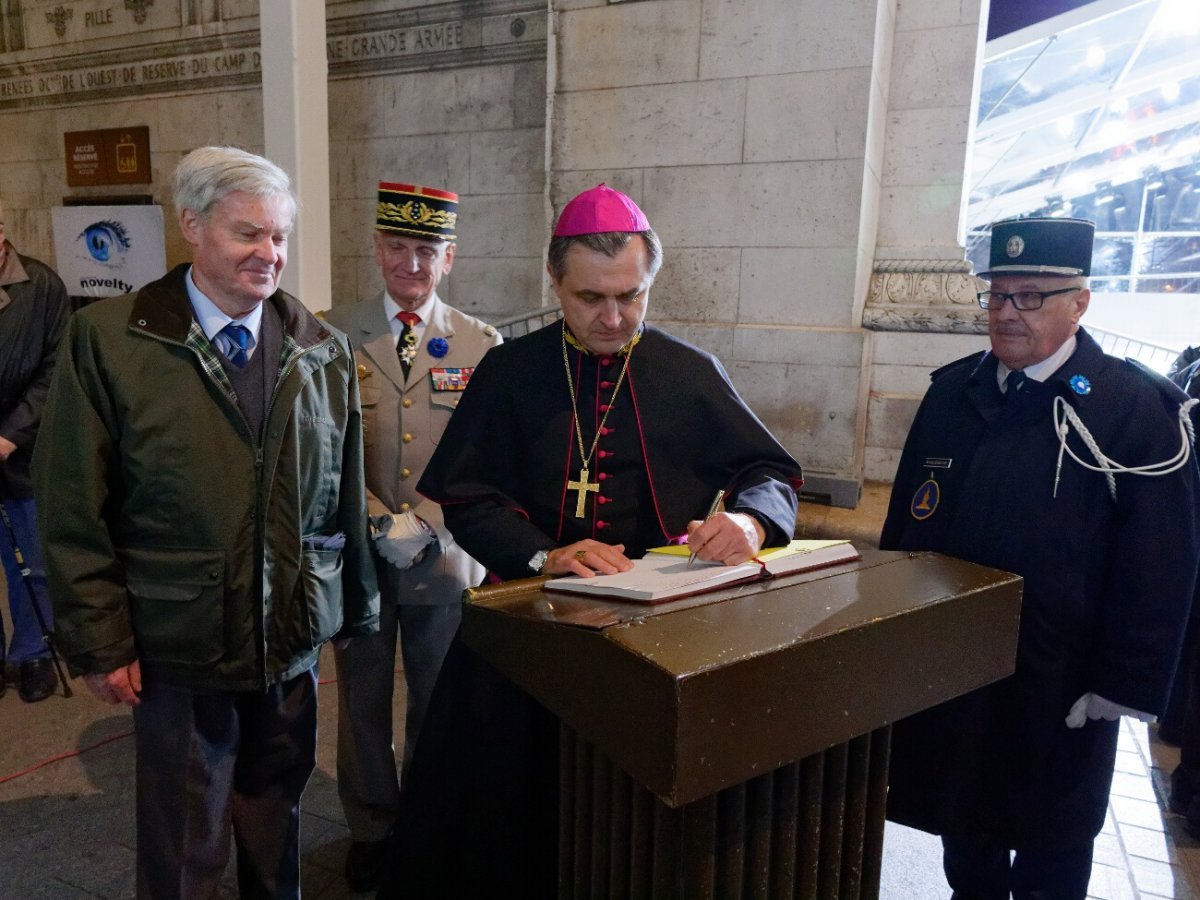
[
  {"xmin": 0, "ymin": 0, "xmax": 994, "ymax": 491},
  {"xmin": 549, "ymin": 0, "xmax": 900, "ymax": 482},
  {"xmin": 0, "ymin": 0, "xmax": 548, "ymax": 318},
  {"xmin": 861, "ymin": 0, "xmax": 990, "ymax": 481}
]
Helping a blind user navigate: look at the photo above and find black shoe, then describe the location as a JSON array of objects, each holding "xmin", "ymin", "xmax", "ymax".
[
  {"xmin": 344, "ymin": 836, "xmax": 389, "ymax": 893},
  {"xmin": 1172, "ymin": 764, "xmax": 1197, "ymax": 816},
  {"xmin": 18, "ymin": 658, "xmax": 57, "ymax": 703}
]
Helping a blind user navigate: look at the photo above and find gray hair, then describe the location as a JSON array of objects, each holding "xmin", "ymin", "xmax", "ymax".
[
  {"xmin": 172, "ymin": 146, "xmax": 297, "ymax": 221},
  {"xmin": 547, "ymin": 229, "xmax": 663, "ymax": 282}
]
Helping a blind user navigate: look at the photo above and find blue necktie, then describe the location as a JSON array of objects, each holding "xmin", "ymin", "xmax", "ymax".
[{"xmin": 220, "ymin": 323, "xmax": 253, "ymax": 368}]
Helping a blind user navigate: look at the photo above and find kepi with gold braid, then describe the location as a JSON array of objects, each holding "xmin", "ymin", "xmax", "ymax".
[{"xmin": 375, "ymin": 182, "xmax": 458, "ymax": 241}]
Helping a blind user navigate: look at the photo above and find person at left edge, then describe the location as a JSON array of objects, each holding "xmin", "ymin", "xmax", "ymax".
[
  {"xmin": 32, "ymin": 146, "xmax": 380, "ymax": 899},
  {"xmin": 0, "ymin": 197, "xmax": 69, "ymax": 702},
  {"xmin": 324, "ymin": 182, "xmax": 500, "ymax": 893}
]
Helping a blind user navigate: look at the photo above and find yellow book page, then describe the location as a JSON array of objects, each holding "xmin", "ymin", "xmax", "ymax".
[{"xmin": 647, "ymin": 539, "xmax": 851, "ymax": 559}]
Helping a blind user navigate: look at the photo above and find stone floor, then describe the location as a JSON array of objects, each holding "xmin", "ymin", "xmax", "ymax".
[{"xmin": 2, "ymin": 485, "xmax": 1200, "ymax": 897}]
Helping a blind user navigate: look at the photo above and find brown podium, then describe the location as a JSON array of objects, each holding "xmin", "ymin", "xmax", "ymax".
[{"xmin": 461, "ymin": 546, "xmax": 1022, "ymax": 899}]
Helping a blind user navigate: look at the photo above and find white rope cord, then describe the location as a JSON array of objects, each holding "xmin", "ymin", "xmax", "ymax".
[{"xmin": 1052, "ymin": 396, "xmax": 1199, "ymax": 501}]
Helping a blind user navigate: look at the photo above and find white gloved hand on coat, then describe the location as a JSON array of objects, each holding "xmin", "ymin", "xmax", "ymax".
[
  {"xmin": 1065, "ymin": 692, "xmax": 1155, "ymax": 729},
  {"xmin": 371, "ymin": 511, "xmax": 435, "ymax": 570}
]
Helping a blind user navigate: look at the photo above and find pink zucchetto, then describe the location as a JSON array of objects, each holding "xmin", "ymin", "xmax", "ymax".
[{"xmin": 552, "ymin": 183, "xmax": 651, "ymax": 237}]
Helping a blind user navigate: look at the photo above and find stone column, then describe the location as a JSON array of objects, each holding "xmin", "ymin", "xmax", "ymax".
[
  {"xmin": 862, "ymin": 0, "xmax": 991, "ymax": 482},
  {"xmin": 261, "ymin": 1, "xmax": 332, "ymax": 313}
]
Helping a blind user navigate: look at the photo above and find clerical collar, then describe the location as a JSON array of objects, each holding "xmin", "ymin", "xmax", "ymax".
[{"xmin": 562, "ymin": 322, "xmax": 643, "ymax": 356}]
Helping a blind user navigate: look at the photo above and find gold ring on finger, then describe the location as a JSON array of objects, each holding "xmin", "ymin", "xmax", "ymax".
[{"xmin": 574, "ymin": 550, "xmax": 587, "ymax": 560}]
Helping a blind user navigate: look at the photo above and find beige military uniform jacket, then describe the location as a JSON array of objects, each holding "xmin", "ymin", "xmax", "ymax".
[{"xmin": 325, "ymin": 293, "xmax": 500, "ymax": 605}]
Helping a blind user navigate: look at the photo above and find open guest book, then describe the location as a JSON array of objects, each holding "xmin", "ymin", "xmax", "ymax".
[{"xmin": 542, "ymin": 540, "xmax": 861, "ymax": 604}]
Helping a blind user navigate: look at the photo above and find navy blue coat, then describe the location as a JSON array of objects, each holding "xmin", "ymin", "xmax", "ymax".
[{"xmin": 881, "ymin": 328, "xmax": 1200, "ymax": 848}]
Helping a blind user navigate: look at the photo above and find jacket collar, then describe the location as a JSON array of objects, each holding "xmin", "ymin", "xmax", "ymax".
[
  {"xmin": 130, "ymin": 263, "xmax": 332, "ymax": 349},
  {"xmin": 965, "ymin": 327, "xmax": 1102, "ymax": 419},
  {"xmin": 0, "ymin": 240, "xmax": 28, "ymax": 288}
]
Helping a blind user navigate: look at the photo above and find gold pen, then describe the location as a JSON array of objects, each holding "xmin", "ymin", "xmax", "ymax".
[{"xmin": 687, "ymin": 489, "xmax": 726, "ymax": 568}]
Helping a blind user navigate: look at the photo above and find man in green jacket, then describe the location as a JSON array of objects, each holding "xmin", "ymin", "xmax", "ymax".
[{"xmin": 33, "ymin": 146, "xmax": 380, "ymax": 899}]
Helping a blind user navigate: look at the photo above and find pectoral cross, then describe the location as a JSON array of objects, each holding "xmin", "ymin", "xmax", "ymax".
[{"xmin": 567, "ymin": 467, "xmax": 599, "ymax": 518}]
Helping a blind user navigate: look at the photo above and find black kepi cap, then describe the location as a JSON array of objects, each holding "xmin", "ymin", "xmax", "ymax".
[
  {"xmin": 979, "ymin": 216, "xmax": 1095, "ymax": 278},
  {"xmin": 375, "ymin": 182, "xmax": 457, "ymax": 241}
]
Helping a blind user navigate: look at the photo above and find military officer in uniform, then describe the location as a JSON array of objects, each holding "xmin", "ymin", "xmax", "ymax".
[
  {"xmin": 325, "ymin": 182, "xmax": 501, "ymax": 893},
  {"xmin": 882, "ymin": 217, "xmax": 1200, "ymax": 898}
]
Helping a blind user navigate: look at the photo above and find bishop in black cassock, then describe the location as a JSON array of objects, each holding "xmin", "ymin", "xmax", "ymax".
[{"xmin": 381, "ymin": 185, "xmax": 803, "ymax": 898}]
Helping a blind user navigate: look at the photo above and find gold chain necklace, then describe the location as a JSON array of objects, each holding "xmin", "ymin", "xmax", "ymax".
[{"xmin": 561, "ymin": 326, "xmax": 633, "ymax": 518}]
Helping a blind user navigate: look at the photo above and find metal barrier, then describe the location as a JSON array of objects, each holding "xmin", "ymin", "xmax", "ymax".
[
  {"xmin": 1088, "ymin": 326, "xmax": 1182, "ymax": 374},
  {"xmin": 489, "ymin": 305, "xmax": 563, "ymax": 340}
]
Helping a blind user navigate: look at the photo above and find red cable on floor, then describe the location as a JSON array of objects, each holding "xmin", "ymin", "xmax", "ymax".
[{"xmin": 0, "ymin": 728, "xmax": 134, "ymax": 785}]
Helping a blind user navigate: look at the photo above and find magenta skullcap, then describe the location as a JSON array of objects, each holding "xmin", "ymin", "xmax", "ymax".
[{"xmin": 553, "ymin": 183, "xmax": 650, "ymax": 237}]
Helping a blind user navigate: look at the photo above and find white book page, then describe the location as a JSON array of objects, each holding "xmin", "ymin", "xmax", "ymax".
[{"xmin": 543, "ymin": 553, "xmax": 760, "ymax": 601}]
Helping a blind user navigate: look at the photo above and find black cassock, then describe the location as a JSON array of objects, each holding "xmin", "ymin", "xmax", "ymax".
[
  {"xmin": 881, "ymin": 329, "xmax": 1200, "ymax": 852},
  {"xmin": 380, "ymin": 321, "xmax": 803, "ymax": 898}
]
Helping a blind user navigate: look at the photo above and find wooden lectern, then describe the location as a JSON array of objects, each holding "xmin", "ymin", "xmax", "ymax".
[{"xmin": 461, "ymin": 546, "xmax": 1022, "ymax": 899}]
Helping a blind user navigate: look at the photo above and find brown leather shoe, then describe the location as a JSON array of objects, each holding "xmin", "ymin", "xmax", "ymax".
[{"xmin": 18, "ymin": 658, "xmax": 57, "ymax": 703}]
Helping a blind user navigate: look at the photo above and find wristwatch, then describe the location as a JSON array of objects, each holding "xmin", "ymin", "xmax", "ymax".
[{"xmin": 528, "ymin": 549, "xmax": 550, "ymax": 574}]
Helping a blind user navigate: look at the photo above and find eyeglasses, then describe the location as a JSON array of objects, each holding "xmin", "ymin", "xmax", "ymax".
[{"xmin": 976, "ymin": 287, "xmax": 1079, "ymax": 311}]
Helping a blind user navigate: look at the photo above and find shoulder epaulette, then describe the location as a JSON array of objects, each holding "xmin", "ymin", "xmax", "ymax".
[
  {"xmin": 929, "ymin": 351, "xmax": 986, "ymax": 383},
  {"xmin": 1121, "ymin": 357, "xmax": 1190, "ymax": 403}
]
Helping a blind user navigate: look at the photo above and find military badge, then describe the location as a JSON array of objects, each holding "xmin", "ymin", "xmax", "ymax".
[
  {"xmin": 1006, "ymin": 234, "xmax": 1024, "ymax": 258},
  {"xmin": 431, "ymin": 367, "xmax": 474, "ymax": 391},
  {"xmin": 910, "ymin": 478, "xmax": 940, "ymax": 520},
  {"xmin": 427, "ymin": 336, "xmax": 449, "ymax": 358},
  {"xmin": 357, "ymin": 363, "xmax": 372, "ymax": 381},
  {"xmin": 399, "ymin": 331, "xmax": 419, "ymax": 366},
  {"xmin": 1070, "ymin": 374, "xmax": 1091, "ymax": 395}
]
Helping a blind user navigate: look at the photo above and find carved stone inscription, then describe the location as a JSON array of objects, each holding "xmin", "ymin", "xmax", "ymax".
[
  {"xmin": 0, "ymin": 2, "xmax": 546, "ymax": 110},
  {"xmin": 326, "ymin": 21, "xmax": 467, "ymax": 63},
  {"xmin": 26, "ymin": 0, "xmax": 179, "ymax": 48},
  {"xmin": 0, "ymin": 47, "xmax": 262, "ymax": 103}
]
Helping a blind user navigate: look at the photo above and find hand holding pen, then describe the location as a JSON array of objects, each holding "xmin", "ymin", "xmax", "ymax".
[
  {"xmin": 687, "ymin": 489, "xmax": 726, "ymax": 568},
  {"xmin": 686, "ymin": 489, "xmax": 767, "ymax": 567}
]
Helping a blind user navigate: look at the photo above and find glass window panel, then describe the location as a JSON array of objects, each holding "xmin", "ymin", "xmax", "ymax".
[
  {"xmin": 1136, "ymin": 235, "xmax": 1200, "ymax": 276},
  {"xmin": 981, "ymin": 4, "xmax": 1155, "ymax": 121}
]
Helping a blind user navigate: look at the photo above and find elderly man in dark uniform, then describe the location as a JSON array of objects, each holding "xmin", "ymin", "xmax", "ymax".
[
  {"xmin": 381, "ymin": 184, "xmax": 804, "ymax": 897},
  {"xmin": 881, "ymin": 217, "xmax": 1200, "ymax": 898},
  {"xmin": 324, "ymin": 182, "xmax": 500, "ymax": 892}
]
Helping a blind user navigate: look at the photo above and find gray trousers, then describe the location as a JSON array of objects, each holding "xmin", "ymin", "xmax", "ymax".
[
  {"xmin": 334, "ymin": 598, "xmax": 460, "ymax": 841},
  {"xmin": 132, "ymin": 667, "xmax": 318, "ymax": 899}
]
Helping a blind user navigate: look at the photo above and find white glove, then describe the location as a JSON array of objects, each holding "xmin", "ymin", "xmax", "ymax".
[
  {"xmin": 372, "ymin": 511, "xmax": 435, "ymax": 570},
  {"xmin": 1065, "ymin": 692, "xmax": 1155, "ymax": 729}
]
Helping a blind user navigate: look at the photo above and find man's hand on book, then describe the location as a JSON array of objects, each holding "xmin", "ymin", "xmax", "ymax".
[
  {"xmin": 686, "ymin": 513, "xmax": 765, "ymax": 566},
  {"xmin": 544, "ymin": 540, "xmax": 634, "ymax": 578}
]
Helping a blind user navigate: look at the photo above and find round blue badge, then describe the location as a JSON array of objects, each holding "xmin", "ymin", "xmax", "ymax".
[
  {"xmin": 910, "ymin": 479, "xmax": 940, "ymax": 521},
  {"xmin": 427, "ymin": 337, "xmax": 449, "ymax": 359},
  {"xmin": 1069, "ymin": 374, "xmax": 1091, "ymax": 395}
]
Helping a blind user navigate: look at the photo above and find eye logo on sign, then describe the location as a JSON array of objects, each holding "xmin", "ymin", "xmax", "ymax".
[{"xmin": 77, "ymin": 220, "xmax": 131, "ymax": 265}]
